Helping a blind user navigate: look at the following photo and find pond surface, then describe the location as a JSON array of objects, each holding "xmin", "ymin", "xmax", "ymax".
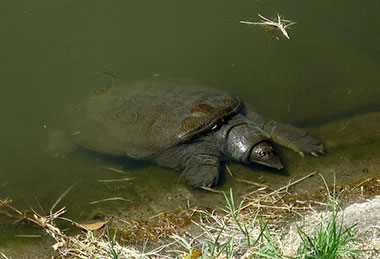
[{"xmin": 1, "ymin": 0, "xmax": 380, "ymax": 248}]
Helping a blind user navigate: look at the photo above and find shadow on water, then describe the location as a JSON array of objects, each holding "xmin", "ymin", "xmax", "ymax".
[{"xmin": 74, "ymin": 145, "xmax": 152, "ymax": 172}]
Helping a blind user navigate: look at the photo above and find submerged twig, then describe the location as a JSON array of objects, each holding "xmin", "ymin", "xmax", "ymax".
[
  {"xmin": 242, "ymin": 171, "xmax": 317, "ymax": 211},
  {"xmin": 89, "ymin": 197, "xmax": 131, "ymax": 205},
  {"xmin": 15, "ymin": 234, "xmax": 42, "ymax": 238},
  {"xmin": 200, "ymin": 187, "xmax": 224, "ymax": 194},
  {"xmin": 100, "ymin": 166, "xmax": 128, "ymax": 175},
  {"xmin": 50, "ymin": 183, "xmax": 77, "ymax": 216},
  {"xmin": 236, "ymin": 178, "xmax": 268, "ymax": 188},
  {"xmin": 225, "ymin": 164, "xmax": 234, "ymax": 177},
  {"xmin": 97, "ymin": 177, "xmax": 134, "ymax": 183},
  {"xmin": 0, "ymin": 252, "xmax": 10, "ymax": 259}
]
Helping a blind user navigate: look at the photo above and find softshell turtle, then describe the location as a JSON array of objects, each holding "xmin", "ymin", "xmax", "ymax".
[{"xmin": 72, "ymin": 80, "xmax": 324, "ymax": 188}]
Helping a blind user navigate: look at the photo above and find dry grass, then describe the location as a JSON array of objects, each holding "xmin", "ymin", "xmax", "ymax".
[{"xmin": 2, "ymin": 173, "xmax": 380, "ymax": 258}]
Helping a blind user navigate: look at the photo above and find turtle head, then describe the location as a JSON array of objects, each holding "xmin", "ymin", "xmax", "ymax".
[
  {"xmin": 249, "ymin": 141, "xmax": 283, "ymax": 169},
  {"xmin": 224, "ymin": 120, "xmax": 283, "ymax": 169}
]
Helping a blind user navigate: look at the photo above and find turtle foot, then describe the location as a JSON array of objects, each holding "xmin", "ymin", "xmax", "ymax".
[
  {"xmin": 184, "ymin": 164, "xmax": 220, "ymax": 189},
  {"xmin": 291, "ymin": 131, "xmax": 325, "ymax": 156},
  {"xmin": 273, "ymin": 123, "xmax": 325, "ymax": 156}
]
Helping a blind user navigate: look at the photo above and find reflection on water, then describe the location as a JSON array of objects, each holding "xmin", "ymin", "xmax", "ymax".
[{"xmin": 1, "ymin": 0, "xmax": 380, "ymax": 246}]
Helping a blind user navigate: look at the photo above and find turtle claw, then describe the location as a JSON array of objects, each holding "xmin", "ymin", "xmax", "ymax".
[{"xmin": 299, "ymin": 151, "xmax": 305, "ymax": 158}]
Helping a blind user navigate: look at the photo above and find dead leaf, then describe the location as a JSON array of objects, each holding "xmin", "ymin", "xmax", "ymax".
[
  {"xmin": 184, "ymin": 250, "xmax": 202, "ymax": 259},
  {"xmin": 74, "ymin": 218, "xmax": 111, "ymax": 231}
]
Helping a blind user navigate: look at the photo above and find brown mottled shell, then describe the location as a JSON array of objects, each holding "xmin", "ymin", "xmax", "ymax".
[{"xmin": 72, "ymin": 80, "xmax": 241, "ymax": 159}]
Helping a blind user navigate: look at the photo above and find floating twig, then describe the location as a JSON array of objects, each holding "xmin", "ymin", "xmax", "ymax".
[{"xmin": 240, "ymin": 13, "xmax": 296, "ymax": 40}]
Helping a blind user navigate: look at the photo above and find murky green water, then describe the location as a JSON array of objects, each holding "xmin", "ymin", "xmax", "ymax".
[{"xmin": 1, "ymin": 0, "xmax": 380, "ymax": 248}]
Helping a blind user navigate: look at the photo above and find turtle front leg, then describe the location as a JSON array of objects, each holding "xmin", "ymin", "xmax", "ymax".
[
  {"xmin": 244, "ymin": 106, "xmax": 325, "ymax": 156},
  {"xmin": 183, "ymin": 153, "xmax": 220, "ymax": 188},
  {"xmin": 156, "ymin": 143, "xmax": 221, "ymax": 188}
]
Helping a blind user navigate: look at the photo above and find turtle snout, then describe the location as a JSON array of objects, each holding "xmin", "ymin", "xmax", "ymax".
[{"xmin": 249, "ymin": 141, "xmax": 283, "ymax": 170}]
